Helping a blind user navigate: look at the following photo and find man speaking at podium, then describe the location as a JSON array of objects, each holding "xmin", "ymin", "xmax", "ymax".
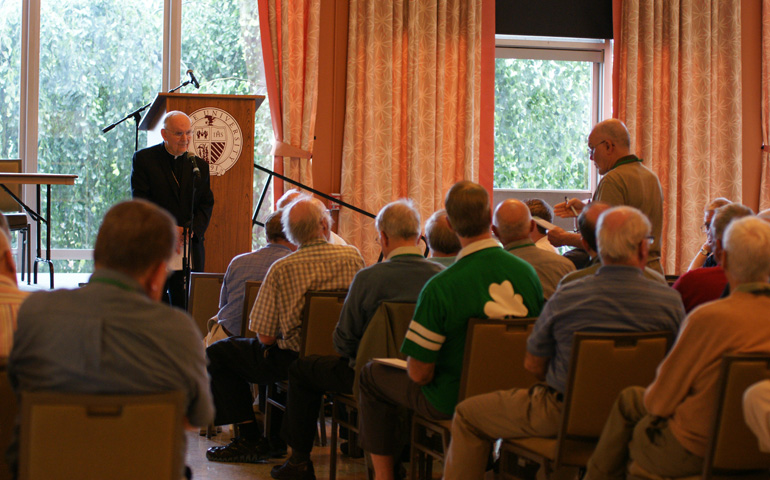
[{"xmin": 131, "ymin": 110, "xmax": 215, "ymax": 308}]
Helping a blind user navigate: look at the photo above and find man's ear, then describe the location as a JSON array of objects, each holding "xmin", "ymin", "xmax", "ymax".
[
  {"xmin": 143, "ymin": 262, "xmax": 168, "ymax": 302},
  {"xmin": 529, "ymin": 220, "xmax": 536, "ymax": 234}
]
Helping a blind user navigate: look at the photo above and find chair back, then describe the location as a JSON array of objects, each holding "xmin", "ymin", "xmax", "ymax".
[
  {"xmin": 352, "ymin": 301, "xmax": 416, "ymax": 396},
  {"xmin": 458, "ymin": 317, "xmax": 538, "ymax": 402},
  {"xmin": 704, "ymin": 354, "xmax": 770, "ymax": 477},
  {"xmin": 0, "ymin": 359, "xmax": 16, "ymax": 480},
  {"xmin": 187, "ymin": 272, "xmax": 224, "ymax": 337},
  {"xmin": 299, "ymin": 290, "xmax": 348, "ymax": 358},
  {"xmin": 239, "ymin": 281, "xmax": 262, "ymax": 338},
  {"xmin": 0, "ymin": 160, "xmax": 22, "ymax": 213},
  {"xmin": 18, "ymin": 390, "xmax": 185, "ymax": 480},
  {"xmin": 556, "ymin": 331, "xmax": 673, "ymax": 465}
]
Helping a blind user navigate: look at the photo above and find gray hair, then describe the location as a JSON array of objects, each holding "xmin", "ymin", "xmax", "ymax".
[
  {"xmin": 524, "ymin": 198, "xmax": 553, "ymax": 236},
  {"xmin": 593, "ymin": 119, "xmax": 631, "ymax": 149},
  {"xmin": 710, "ymin": 203, "xmax": 754, "ymax": 244},
  {"xmin": 444, "ymin": 181, "xmax": 491, "ymax": 238},
  {"xmin": 281, "ymin": 196, "xmax": 331, "ymax": 246},
  {"xmin": 705, "ymin": 197, "xmax": 731, "ymax": 213},
  {"xmin": 597, "ymin": 206, "xmax": 651, "ymax": 264},
  {"xmin": 375, "ymin": 199, "xmax": 421, "ymax": 241},
  {"xmin": 276, "ymin": 188, "xmax": 303, "ymax": 210},
  {"xmin": 425, "ymin": 209, "xmax": 461, "ymax": 255},
  {"xmin": 162, "ymin": 110, "xmax": 189, "ymax": 129},
  {"xmin": 723, "ymin": 216, "xmax": 770, "ymax": 284}
]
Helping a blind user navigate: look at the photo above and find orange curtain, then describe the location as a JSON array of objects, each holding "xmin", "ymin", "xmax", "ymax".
[
  {"xmin": 761, "ymin": 0, "xmax": 770, "ymax": 211},
  {"xmin": 339, "ymin": 0, "xmax": 483, "ymax": 264},
  {"xmin": 615, "ymin": 0, "xmax": 743, "ymax": 274},
  {"xmin": 258, "ymin": 0, "xmax": 320, "ymax": 198}
]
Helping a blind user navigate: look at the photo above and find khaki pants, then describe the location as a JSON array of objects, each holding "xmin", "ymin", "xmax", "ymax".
[
  {"xmin": 204, "ymin": 318, "xmax": 230, "ymax": 347},
  {"xmin": 443, "ymin": 384, "xmax": 563, "ymax": 480},
  {"xmin": 585, "ymin": 386, "xmax": 703, "ymax": 480}
]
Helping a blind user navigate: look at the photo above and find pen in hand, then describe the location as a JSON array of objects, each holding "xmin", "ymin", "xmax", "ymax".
[{"xmin": 565, "ymin": 196, "xmax": 579, "ymax": 217}]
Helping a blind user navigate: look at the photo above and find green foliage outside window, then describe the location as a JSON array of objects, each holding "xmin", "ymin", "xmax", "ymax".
[{"xmin": 494, "ymin": 58, "xmax": 592, "ymax": 190}]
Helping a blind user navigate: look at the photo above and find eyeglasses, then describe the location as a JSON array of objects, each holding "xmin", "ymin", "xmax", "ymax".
[
  {"xmin": 645, "ymin": 235, "xmax": 654, "ymax": 245},
  {"xmin": 701, "ymin": 223, "xmax": 711, "ymax": 233},
  {"xmin": 588, "ymin": 140, "xmax": 608, "ymax": 157}
]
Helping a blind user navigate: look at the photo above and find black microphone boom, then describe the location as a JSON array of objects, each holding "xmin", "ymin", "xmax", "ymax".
[
  {"xmin": 187, "ymin": 69, "xmax": 200, "ymax": 89},
  {"xmin": 189, "ymin": 153, "xmax": 202, "ymax": 179}
]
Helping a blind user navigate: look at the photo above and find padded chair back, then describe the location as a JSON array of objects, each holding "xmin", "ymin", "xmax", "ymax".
[
  {"xmin": 705, "ymin": 354, "xmax": 770, "ymax": 476},
  {"xmin": 0, "ymin": 359, "xmax": 17, "ymax": 480},
  {"xmin": 18, "ymin": 390, "xmax": 184, "ymax": 480},
  {"xmin": 458, "ymin": 317, "xmax": 538, "ymax": 402},
  {"xmin": 556, "ymin": 331, "xmax": 672, "ymax": 465},
  {"xmin": 187, "ymin": 272, "xmax": 224, "ymax": 338},
  {"xmin": 239, "ymin": 281, "xmax": 262, "ymax": 338},
  {"xmin": 0, "ymin": 160, "xmax": 23, "ymax": 213},
  {"xmin": 299, "ymin": 290, "xmax": 348, "ymax": 358}
]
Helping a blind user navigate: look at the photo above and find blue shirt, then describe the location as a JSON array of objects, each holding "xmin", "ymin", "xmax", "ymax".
[
  {"xmin": 217, "ymin": 243, "xmax": 292, "ymax": 334},
  {"xmin": 528, "ymin": 265, "xmax": 684, "ymax": 394}
]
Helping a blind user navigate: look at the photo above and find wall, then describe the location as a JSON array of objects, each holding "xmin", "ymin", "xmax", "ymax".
[{"xmin": 742, "ymin": 0, "xmax": 762, "ymax": 211}]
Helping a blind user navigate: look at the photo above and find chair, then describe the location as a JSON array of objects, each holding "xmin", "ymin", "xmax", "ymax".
[
  {"xmin": 0, "ymin": 160, "xmax": 31, "ymax": 284},
  {"xmin": 239, "ymin": 280, "xmax": 262, "ymax": 338},
  {"xmin": 18, "ymin": 390, "xmax": 185, "ymax": 480},
  {"xmin": 187, "ymin": 272, "xmax": 224, "ymax": 338},
  {"xmin": 500, "ymin": 330, "xmax": 674, "ymax": 479},
  {"xmin": 264, "ymin": 290, "xmax": 348, "ymax": 444},
  {"xmin": 329, "ymin": 301, "xmax": 417, "ymax": 480},
  {"xmin": 665, "ymin": 275, "xmax": 679, "ymax": 286},
  {"xmin": 628, "ymin": 354, "xmax": 770, "ymax": 480},
  {"xmin": 0, "ymin": 359, "xmax": 17, "ymax": 480},
  {"xmin": 410, "ymin": 317, "xmax": 539, "ymax": 480}
]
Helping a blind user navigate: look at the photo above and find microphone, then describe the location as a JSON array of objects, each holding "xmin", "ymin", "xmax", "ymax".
[
  {"xmin": 185, "ymin": 152, "xmax": 201, "ymax": 179},
  {"xmin": 187, "ymin": 69, "xmax": 200, "ymax": 89}
]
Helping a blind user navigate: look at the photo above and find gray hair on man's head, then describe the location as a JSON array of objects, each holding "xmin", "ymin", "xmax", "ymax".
[
  {"xmin": 710, "ymin": 203, "xmax": 754, "ymax": 244},
  {"xmin": 706, "ymin": 197, "xmax": 731, "ymax": 213},
  {"xmin": 276, "ymin": 188, "xmax": 304, "ymax": 210},
  {"xmin": 281, "ymin": 196, "xmax": 331, "ymax": 246},
  {"xmin": 593, "ymin": 119, "xmax": 631, "ymax": 149},
  {"xmin": 425, "ymin": 209, "xmax": 461, "ymax": 255},
  {"xmin": 597, "ymin": 206, "xmax": 651, "ymax": 264},
  {"xmin": 162, "ymin": 110, "xmax": 189, "ymax": 129},
  {"xmin": 723, "ymin": 216, "xmax": 770, "ymax": 284},
  {"xmin": 375, "ymin": 199, "xmax": 421, "ymax": 241}
]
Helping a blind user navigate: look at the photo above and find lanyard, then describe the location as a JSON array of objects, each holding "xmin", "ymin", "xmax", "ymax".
[
  {"xmin": 507, "ymin": 242, "xmax": 536, "ymax": 252},
  {"xmin": 88, "ymin": 277, "xmax": 136, "ymax": 292},
  {"xmin": 610, "ymin": 156, "xmax": 643, "ymax": 171}
]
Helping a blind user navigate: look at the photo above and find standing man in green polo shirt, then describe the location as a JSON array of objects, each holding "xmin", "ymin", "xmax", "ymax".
[
  {"xmin": 548, "ymin": 119, "xmax": 665, "ymax": 274},
  {"xmin": 356, "ymin": 181, "xmax": 544, "ymax": 480}
]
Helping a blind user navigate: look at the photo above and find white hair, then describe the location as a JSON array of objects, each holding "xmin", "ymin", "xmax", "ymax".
[
  {"xmin": 375, "ymin": 199, "xmax": 421, "ymax": 240},
  {"xmin": 281, "ymin": 196, "xmax": 331, "ymax": 246},
  {"xmin": 597, "ymin": 206, "xmax": 651, "ymax": 264},
  {"xmin": 723, "ymin": 216, "xmax": 770, "ymax": 284}
]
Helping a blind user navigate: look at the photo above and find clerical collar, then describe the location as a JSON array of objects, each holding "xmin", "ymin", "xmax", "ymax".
[{"xmin": 163, "ymin": 144, "xmax": 186, "ymax": 159}]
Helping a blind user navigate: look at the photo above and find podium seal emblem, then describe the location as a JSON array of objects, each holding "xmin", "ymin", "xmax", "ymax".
[{"xmin": 189, "ymin": 107, "xmax": 243, "ymax": 176}]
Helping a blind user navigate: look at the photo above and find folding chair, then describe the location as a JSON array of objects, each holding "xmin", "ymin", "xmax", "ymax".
[
  {"xmin": 239, "ymin": 280, "xmax": 262, "ymax": 338},
  {"xmin": 410, "ymin": 317, "xmax": 539, "ymax": 480},
  {"xmin": 500, "ymin": 330, "xmax": 673, "ymax": 479},
  {"xmin": 18, "ymin": 390, "xmax": 184, "ymax": 480},
  {"xmin": 187, "ymin": 272, "xmax": 224, "ymax": 338},
  {"xmin": 0, "ymin": 160, "xmax": 31, "ymax": 284}
]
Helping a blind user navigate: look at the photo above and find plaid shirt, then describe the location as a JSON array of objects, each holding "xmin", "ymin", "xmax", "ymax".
[
  {"xmin": 0, "ymin": 275, "xmax": 29, "ymax": 357},
  {"xmin": 250, "ymin": 240, "xmax": 365, "ymax": 352}
]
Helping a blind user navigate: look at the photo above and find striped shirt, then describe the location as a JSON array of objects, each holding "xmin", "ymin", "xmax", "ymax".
[
  {"xmin": 0, "ymin": 275, "xmax": 29, "ymax": 357},
  {"xmin": 250, "ymin": 240, "xmax": 365, "ymax": 352}
]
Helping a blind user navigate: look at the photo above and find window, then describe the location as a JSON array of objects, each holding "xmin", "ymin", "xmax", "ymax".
[
  {"xmin": 0, "ymin": 1, "xmax": 21, "ymax": 159},
  {"xmin": 494, "ymin": 36, "xmax": 610, "ymax": 193}
]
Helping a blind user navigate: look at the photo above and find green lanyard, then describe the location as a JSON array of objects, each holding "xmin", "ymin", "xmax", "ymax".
[
  {"xmin": 734, "ymin": 283, "xmax": 770, "ymax": 298},
  {"xmin": 610, "ymin": 156, "xmax": 643, "ymax": 171},
  {"xmin": 506, "ymin": 242, "xmax": 536, "ymax": 252},
  {"xmin": 88, "ymin": 277, "xmax": 136, "ymax": 292}
]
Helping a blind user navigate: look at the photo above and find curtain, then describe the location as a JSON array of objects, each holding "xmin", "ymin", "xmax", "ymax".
[
  {"xmin": 339, "ymin": 0, "xmax": 483, "ymax": 265},
  {"xmin": 761, "ymin": 0, "xmax": 770, "ymax": 211},
  {"xmin": 616, "ymin": 0, "xmax": 743, "ymax": 274},
  {"xmin": 258, "ymin": 0, "xmax": 321, "ymax": 197}
]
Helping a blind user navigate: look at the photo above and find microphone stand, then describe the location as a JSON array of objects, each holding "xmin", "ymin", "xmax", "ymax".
[
  {"xmin": 182, "ymin": 158, "xmax": 198, "ymax": 311},
  {"xmin": 101, "ymin": 78, "xmax": 195, "ymax": 151}
]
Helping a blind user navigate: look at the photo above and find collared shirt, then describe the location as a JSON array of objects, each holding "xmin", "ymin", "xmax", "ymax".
[
  {"xmin": 217, "ymin": 243, "xmax": 293, "ymax": 335},
  {"xmin": 455, "ymin": 237, "xmax": 502, "ymax": 261},
  {"xmin": 0, "ymin": 275, "xmax": 28, "ymax": 357},
  {"xmin": 250, "ymin": 240, "xmax": 365, "ymax": 352},
  {"xmin": 385, "ymin": 245, "xmax": 423, "ymax": 260},
  {"xmin": 503, "ymin": 238, "xmax": 574, "ymax": 300}
]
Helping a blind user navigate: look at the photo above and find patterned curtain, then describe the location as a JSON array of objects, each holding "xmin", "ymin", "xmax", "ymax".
[
  {"xmin": 258, "ymin": 0, "xmax": 321, "ymax": 196},
  {"xmin": 761, "ymin": 0, "xmax": 770, "ymax": 211},
  {"xmin": 617, "ymin": 0, "xmax": 743, "ymax": 274},
  {"xmin": 339, "ymin": 0, "xmax": 483, "ymax": 265}
]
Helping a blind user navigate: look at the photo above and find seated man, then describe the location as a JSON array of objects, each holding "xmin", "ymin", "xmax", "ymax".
[
  {"xmin": 277, "ymin": 188, "xmax": 347, "ymax": 245},
  {"xmin": 271, "ymin": 199, "xmax": 443, "ymax": 480},
  {"xmin": 424, "ymin": 209, "xmax": 461, "ymax": 267},
  {"xmin": 672, "ymin": 203, "xmax": 753, "ymax": 312},
  {"xmin": 493, "ymin": 199, "xmax": 575, "ymax": 299},
  {"xmin": 686, "ymin": 197, "xmax": 731, "ymax": 271},
  {"xmin": 8, "ymin": 200, "xmax": 214, "ymax": 479},
  {"xmin": 524, "ymin": 198, "xmax": 559, "ymax": 253},
  {"xmin": 206, "ymin": 210, "xmax": 295, "ymax": 344},
  {"xmin": 443, "ymin": 206, "xmax": 684, "ymax": 480},
  {"xmin": 585, "ymin": 216, "xmax": 770, "ymax": 479},
  {"xmin": 558, "ymin": 201, "xmax": 666, "ymax": 287},
  {"xmin": 744, "ymin": 380, "xmax": 770, "ymax": 453},
  {"xmin": 0, "ymin": 213, "xmax": 28, "ymax": 358},
  {"xmin": 206, "ymin": 196, "xmax": 365, "ymax": 463},
  {"xmin": 358, "ymin": 181, "xmax": 545, "ymax": 480}
]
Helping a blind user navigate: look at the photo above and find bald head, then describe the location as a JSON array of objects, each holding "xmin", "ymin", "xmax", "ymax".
[
  {"xmin": 577, "ymin": 201, "xmax": 612, "ymax": 254},
  {"xmin": 493, "ymin": 199, "xmax": 533, "ymax": 245},
  {"xmin": 282, "ymin": 196, "xmax": 331, "ymax": 246},
  {"xmin": 596, "ymin": 206, "xmax": 651, "ymax": 267},
  {"xmin": 588, "ymin": 119, "xmax": 633, "ymax": 174},
  {"xmin": 276, "ymin": 189, "xmax": 304, "ymax": 210},
  {"xmin": 590, "ymin": 119, "xmax": 631, "ymax": 149}
]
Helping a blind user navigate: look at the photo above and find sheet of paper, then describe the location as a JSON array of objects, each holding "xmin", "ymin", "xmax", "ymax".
[
  {"xmin": 532, "ymin": 216, "xmax": 558, "ymax": 231},
  {"xmin": 373, "ymin": 358, "xmax": 407, "ymax": 370}
]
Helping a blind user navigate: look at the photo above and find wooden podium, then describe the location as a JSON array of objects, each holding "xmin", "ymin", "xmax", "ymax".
[{"xmin": 139, "ymin": 93, "xmax": 265, "ymax": 273}]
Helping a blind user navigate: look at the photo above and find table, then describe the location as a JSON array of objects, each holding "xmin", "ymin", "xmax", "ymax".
[{"xmin": 0, "ymin": 173, "xmax": 78, "ymax": 289}]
